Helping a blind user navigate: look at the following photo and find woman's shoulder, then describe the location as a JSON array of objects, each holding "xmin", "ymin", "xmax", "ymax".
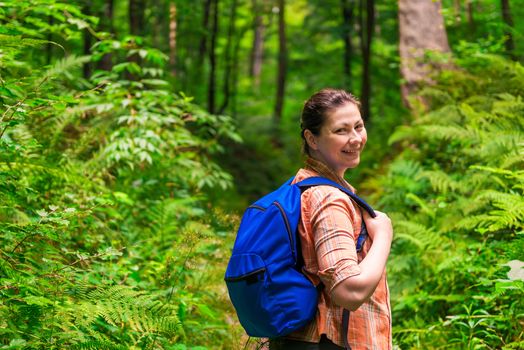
[
  {"xmin": 293, "ymin": 168, "xmax": 353, "ymax": 203},
  {"xmin": 292, "ymin": 168, "xmax": 317, "ymax": 183}
]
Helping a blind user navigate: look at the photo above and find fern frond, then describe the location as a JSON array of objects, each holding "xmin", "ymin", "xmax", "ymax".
[
  {"xmin": 470, "ymin": 132, "xmax": 523, "ymax": 167},
  {"xmin": 470, "ymin": 166, "xmax": 524, "ymax": 183},
  {"xmin": 419, "ymin": 124, "xmax": 479, "ymax": 143},
  {"xmin": 417, "ymin": 87, "xmax": 455, "ymax": 109},
  {"xmin": 388, "ymin": 125, "xmax": 416, "ymax": 145},
  {"xmin": 71, "ymin": 340, "xmax": 127, "ymax": 350},
  {"xmin": 456, "ymin": 190, "xmax": 524, "ymax": 232},
  {"xmin": 455, "ymin": 214, "xmax": 496, "ymax": 231},
  {"xmin": 72, "ymin": 285, "xmax": 182, "ymax": 337},
  {"xmin": 500, "ymin": 145, "xmax": 524, "ymax": 170},
  {"xmin": 458, "ymin": 102, "xmax": 493, "ymax": 124},
  {"xmin": 478, "ymin": 190, "xmax": 524, "ymax": 208},
  {"xmin": 418, "ymin": 104, "xmax": 462, "ymax": 125},
  {"xmin": 491, "ymin": 94, "xmax": 524, "ymax": 129},
  {"xmin": 43, "ymin": 55, "xmax": 91, "ymax": 81},
  {"xmin": 394, "ymin": 220, "xmax": 441, "ymax": 250},
  {"xmin": 449, "ymin": 192, "xmax": 486, "ymax": 217},
  {"xmin": 418, "ymin": 170, "xmax": 460, "ymax": 194},
  {"xmin": 0, "ymin": 34, "xmax": 51, "ymax": 49}
]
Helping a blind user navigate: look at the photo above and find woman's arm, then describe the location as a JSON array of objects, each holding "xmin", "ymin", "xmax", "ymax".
[{"xmin": 331, "ymin": 210, "xmax": 393, "ymax": 311}]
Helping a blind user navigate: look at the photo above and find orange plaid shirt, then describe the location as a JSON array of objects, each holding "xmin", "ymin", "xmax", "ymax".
[{"xmin": 287, "ymin": 168, "xmax": 392, "ymax": 349}]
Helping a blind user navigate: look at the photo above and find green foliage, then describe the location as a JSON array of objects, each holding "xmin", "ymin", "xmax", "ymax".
[
  {"xmin": 1, "ymin": 1, "xmax": 241, "ymax": 348},
  {"xmin": 368, "ymin": 54, "xmax": 524, "ymax": 349},
  {"xmin": 3, "ymin": 0, "xmax": 524, "ymax": 349}
]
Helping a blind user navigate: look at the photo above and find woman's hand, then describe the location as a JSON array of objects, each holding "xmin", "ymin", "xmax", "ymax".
[{"xmin": 363, "ymin": 210, "xmax": 393, "ymax": 243}]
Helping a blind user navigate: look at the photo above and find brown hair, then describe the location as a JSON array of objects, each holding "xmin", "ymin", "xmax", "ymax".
[{"xmin": 300, "ymin": 88, "xmax": 360, "ymax": 156}]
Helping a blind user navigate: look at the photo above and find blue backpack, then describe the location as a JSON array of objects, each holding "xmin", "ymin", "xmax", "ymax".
[{"xmin": 224, "ymin": 176, "xmax": 376, "ymax": 338}]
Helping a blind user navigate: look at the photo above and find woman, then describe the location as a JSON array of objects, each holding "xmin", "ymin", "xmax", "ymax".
[{"xmin": 270, "ymin": 88, "xmax": 393, "ymax": 349}]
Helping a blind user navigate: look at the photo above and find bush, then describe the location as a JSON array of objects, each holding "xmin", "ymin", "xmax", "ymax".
[
  {"xmin": 368, "ymin": 54, "xmax": 524, "ymax": 349},
  {"xmin": 0, "ymin": 1, "xmax": 241, "ymax": 348}
]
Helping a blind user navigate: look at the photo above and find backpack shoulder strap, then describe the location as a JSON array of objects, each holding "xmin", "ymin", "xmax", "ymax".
[
  {"xmin": 296, "ymin": 176, "xmax": 376, "ymax": 218},
  {"xmin": 296, "ymin": 176, "xmax": 373, "ymax": 350}
]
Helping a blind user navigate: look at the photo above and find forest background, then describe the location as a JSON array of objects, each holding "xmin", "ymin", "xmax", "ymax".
[{"xmin": 1, "ymin": 0, "xmax": 523, "ymax": 349}]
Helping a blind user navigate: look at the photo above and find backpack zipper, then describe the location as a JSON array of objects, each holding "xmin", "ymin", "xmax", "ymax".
[
  {"xmin": 224, "ymin": 267, "xmax": 266, "ymax": 282},
  {"xmin": 273, "ymin": 201, "xmax": 295, "ymax": 261},
  {"xmin": 248, "ymin": 204, "xmax": 266, "ymax": 211}
]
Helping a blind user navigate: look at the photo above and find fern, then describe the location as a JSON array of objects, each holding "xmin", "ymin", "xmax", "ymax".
[
  {"xmin": 42, "ymin": 55, "xmax": 91, "ymax": 82},
  {"xmin": 68, "ymin": 285, "xmax": 182, "ymax": 340},
  {"xmin": 0, "ymin": 34, "xmax": 52, "ymax": 49},
  {"xmin": 71, "ymin": 340, "xmax": 128, "ymax": 350},
  {"xmin": 394, "ymin": 220, "xmax": 442, "ymax": 251},
  {"xmin": 418, "ymin": 169, "xmax": 460, "ymax": 194},
  {"xmin": 1, "ymin": 1, "xmax": 241, "ymax": 349},
  {"xmin": 419, "ymin": 123, "xmax": 480, "ymax": 144},
  {"xmin": 375, "ymin": 53, "xmax": 524, "ymax": 349}
]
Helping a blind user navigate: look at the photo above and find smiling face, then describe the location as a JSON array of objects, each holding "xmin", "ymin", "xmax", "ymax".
[{"xmin": 304, "ymin": 102, "xmax": 367, "ymax": 177}]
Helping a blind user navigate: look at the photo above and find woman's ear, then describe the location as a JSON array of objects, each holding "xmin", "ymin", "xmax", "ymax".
[{"xmin": 303, "ymin": 129, "xmax": 318, "ymax": 151}]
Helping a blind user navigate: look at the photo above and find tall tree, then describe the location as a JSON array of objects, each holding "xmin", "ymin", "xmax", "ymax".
[
  {"xmin": 207, "ymin": 0, "xmax": 219, "ymax": 113},
  {"xmin": 83, "ymin": 1, "xmax": 92, "ymax": 79},
  {"xmin": 219, "ymin": 0, "xmax": 238, "ymax": 114},
  {"xmin": 398, "ymin": 0, "xmax": 450, "ymax": 107},
  {"xmin": 83, "ymin": 28, "xmax": 92, "ymax": 78},
  {"xmin": 465, "ymin": 0, "xmax": 475, "ymax": 38},
  {"xmin": 169, "ymin": 1, "xmax": 178, "ymax": 76},
  {"xmin": 129, "ymin": 0, "xmax": 146, "ymax": 36},
  {"xmin": 128, "ymin": 0, "xmax": 146, "ymax": 80},
  {"xmin": 500, "ymin": 0, "xmax": 515, "ymax": 59},
  {"xmin": 199, "ymin": 0, "xmax": 213, "ymax": 63},
  {"xmin": 273, "ymin": 0, "xmax": 287, "ymax": 138},
  {"xmin": 231, "ymin": 25, "xmax": 250, "ymax": 118},
  {"xmin": 97, "ymin": 0, "xmax": 114, "ymax": 71},
  {"xmin": 359, "ymin": 0, "xmax": 374, "ymax": 122},
  {"xmin": 341, "ymin": 0, "xmax": 355, "ymax": 91},
  {"xmin": 250, "ymin": 0, "xmax": 266, "ymax": 88}
]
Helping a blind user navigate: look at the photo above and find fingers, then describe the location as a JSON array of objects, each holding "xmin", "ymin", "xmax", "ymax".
[
  {"xmin": 363, "ymin": 209, "xmax": 386, "ymax": 220},
  {"xmin": 363, "ymin": 210, "xmax": 392, "ymax": 230}
]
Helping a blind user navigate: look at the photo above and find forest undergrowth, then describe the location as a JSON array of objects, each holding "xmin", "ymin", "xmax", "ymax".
[
  {"xmin": 1, "ymin": 1, "xmax": 523, "ymax": 350},
  {"xmin": 364, "ymin": 53, "xmax": 524, "ymax": 349}
]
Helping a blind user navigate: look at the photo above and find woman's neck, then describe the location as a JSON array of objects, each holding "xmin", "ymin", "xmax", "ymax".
[{"xmin": 304, "ymin": 156, "xmax": 350, "ymax": 189}]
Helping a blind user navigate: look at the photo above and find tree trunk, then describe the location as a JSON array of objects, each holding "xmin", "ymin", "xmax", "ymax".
[
  {"xmin": 129, "ymin": 0, "xmax": 145, "ymax": 36},
  {"xmin": 207, "ymin": 0, "xmax": 219, "ymax": 114},
  {"xmin": 398, "ymin": 0, "xmax": 450, "ymax": 107},
  {"xmin": 83, "ymin": 2, "xmax": 92, "ymax": 79},
  {"xmin": 231, "ymin": 26, "xmax": 249, "ymax": 119},
  {"xmin": 250, "ymin": 0, "xmax": 265, "ymax": 88},
  {"xmin": 199, "ymin": 0, "xmax": 213, "ymax": 62},
  {"xmin": 465, "ymin": 0, "xmax": 475, "ymax": 38},
  {"xmin": 341, "ymin": 0, "xmax": 355, "ymax": 91},
  {"xmin": 128, "ymin": 0, "xmax": 145, "ymax": 79},
  {"xmin": 501, "ymin": 0, "xmax": 515, "ymax": 59},
  {"xmin": 273, "ymin": 0, "xmax": 287, "ymax": 140},
  {"xmin": 359, "ymin": 0, "xmax": 374, "ymax": 122},
  {"xmin": 97, "ymin": 0, "xmax": 114, "ymax": 71},
  {"xmin": 219, "ymin": 0, "xmax": 238, "ymax": 114},
  {"xmin": 83, "ymin": 29, "xmax": 92, "ymax": 79},
  {"xmin": 152, "ymin": 3, "xmax": 164, "ymax": 50},
  {"xmin": 452, "ymin": 0, "xmax": 461, "ymax": 25},
  {"xmin": 169, "ymin": 2, "xmax": 178, "ymax": 76}
]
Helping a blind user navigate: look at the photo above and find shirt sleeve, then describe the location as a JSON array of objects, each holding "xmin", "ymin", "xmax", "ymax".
[{"xmin": 306, "ymin": 186, "xmax": 361, "ymax": 293}]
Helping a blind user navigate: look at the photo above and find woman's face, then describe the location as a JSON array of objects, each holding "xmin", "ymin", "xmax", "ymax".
[{"xmin": 306, "ymin": 102, "xmax": 367, "ymax": 177}]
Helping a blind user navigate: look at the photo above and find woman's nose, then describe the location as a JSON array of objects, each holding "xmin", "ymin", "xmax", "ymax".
[{"xmin": 349, "ymin": 130, "xmax": 362, "ymax": 144}]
